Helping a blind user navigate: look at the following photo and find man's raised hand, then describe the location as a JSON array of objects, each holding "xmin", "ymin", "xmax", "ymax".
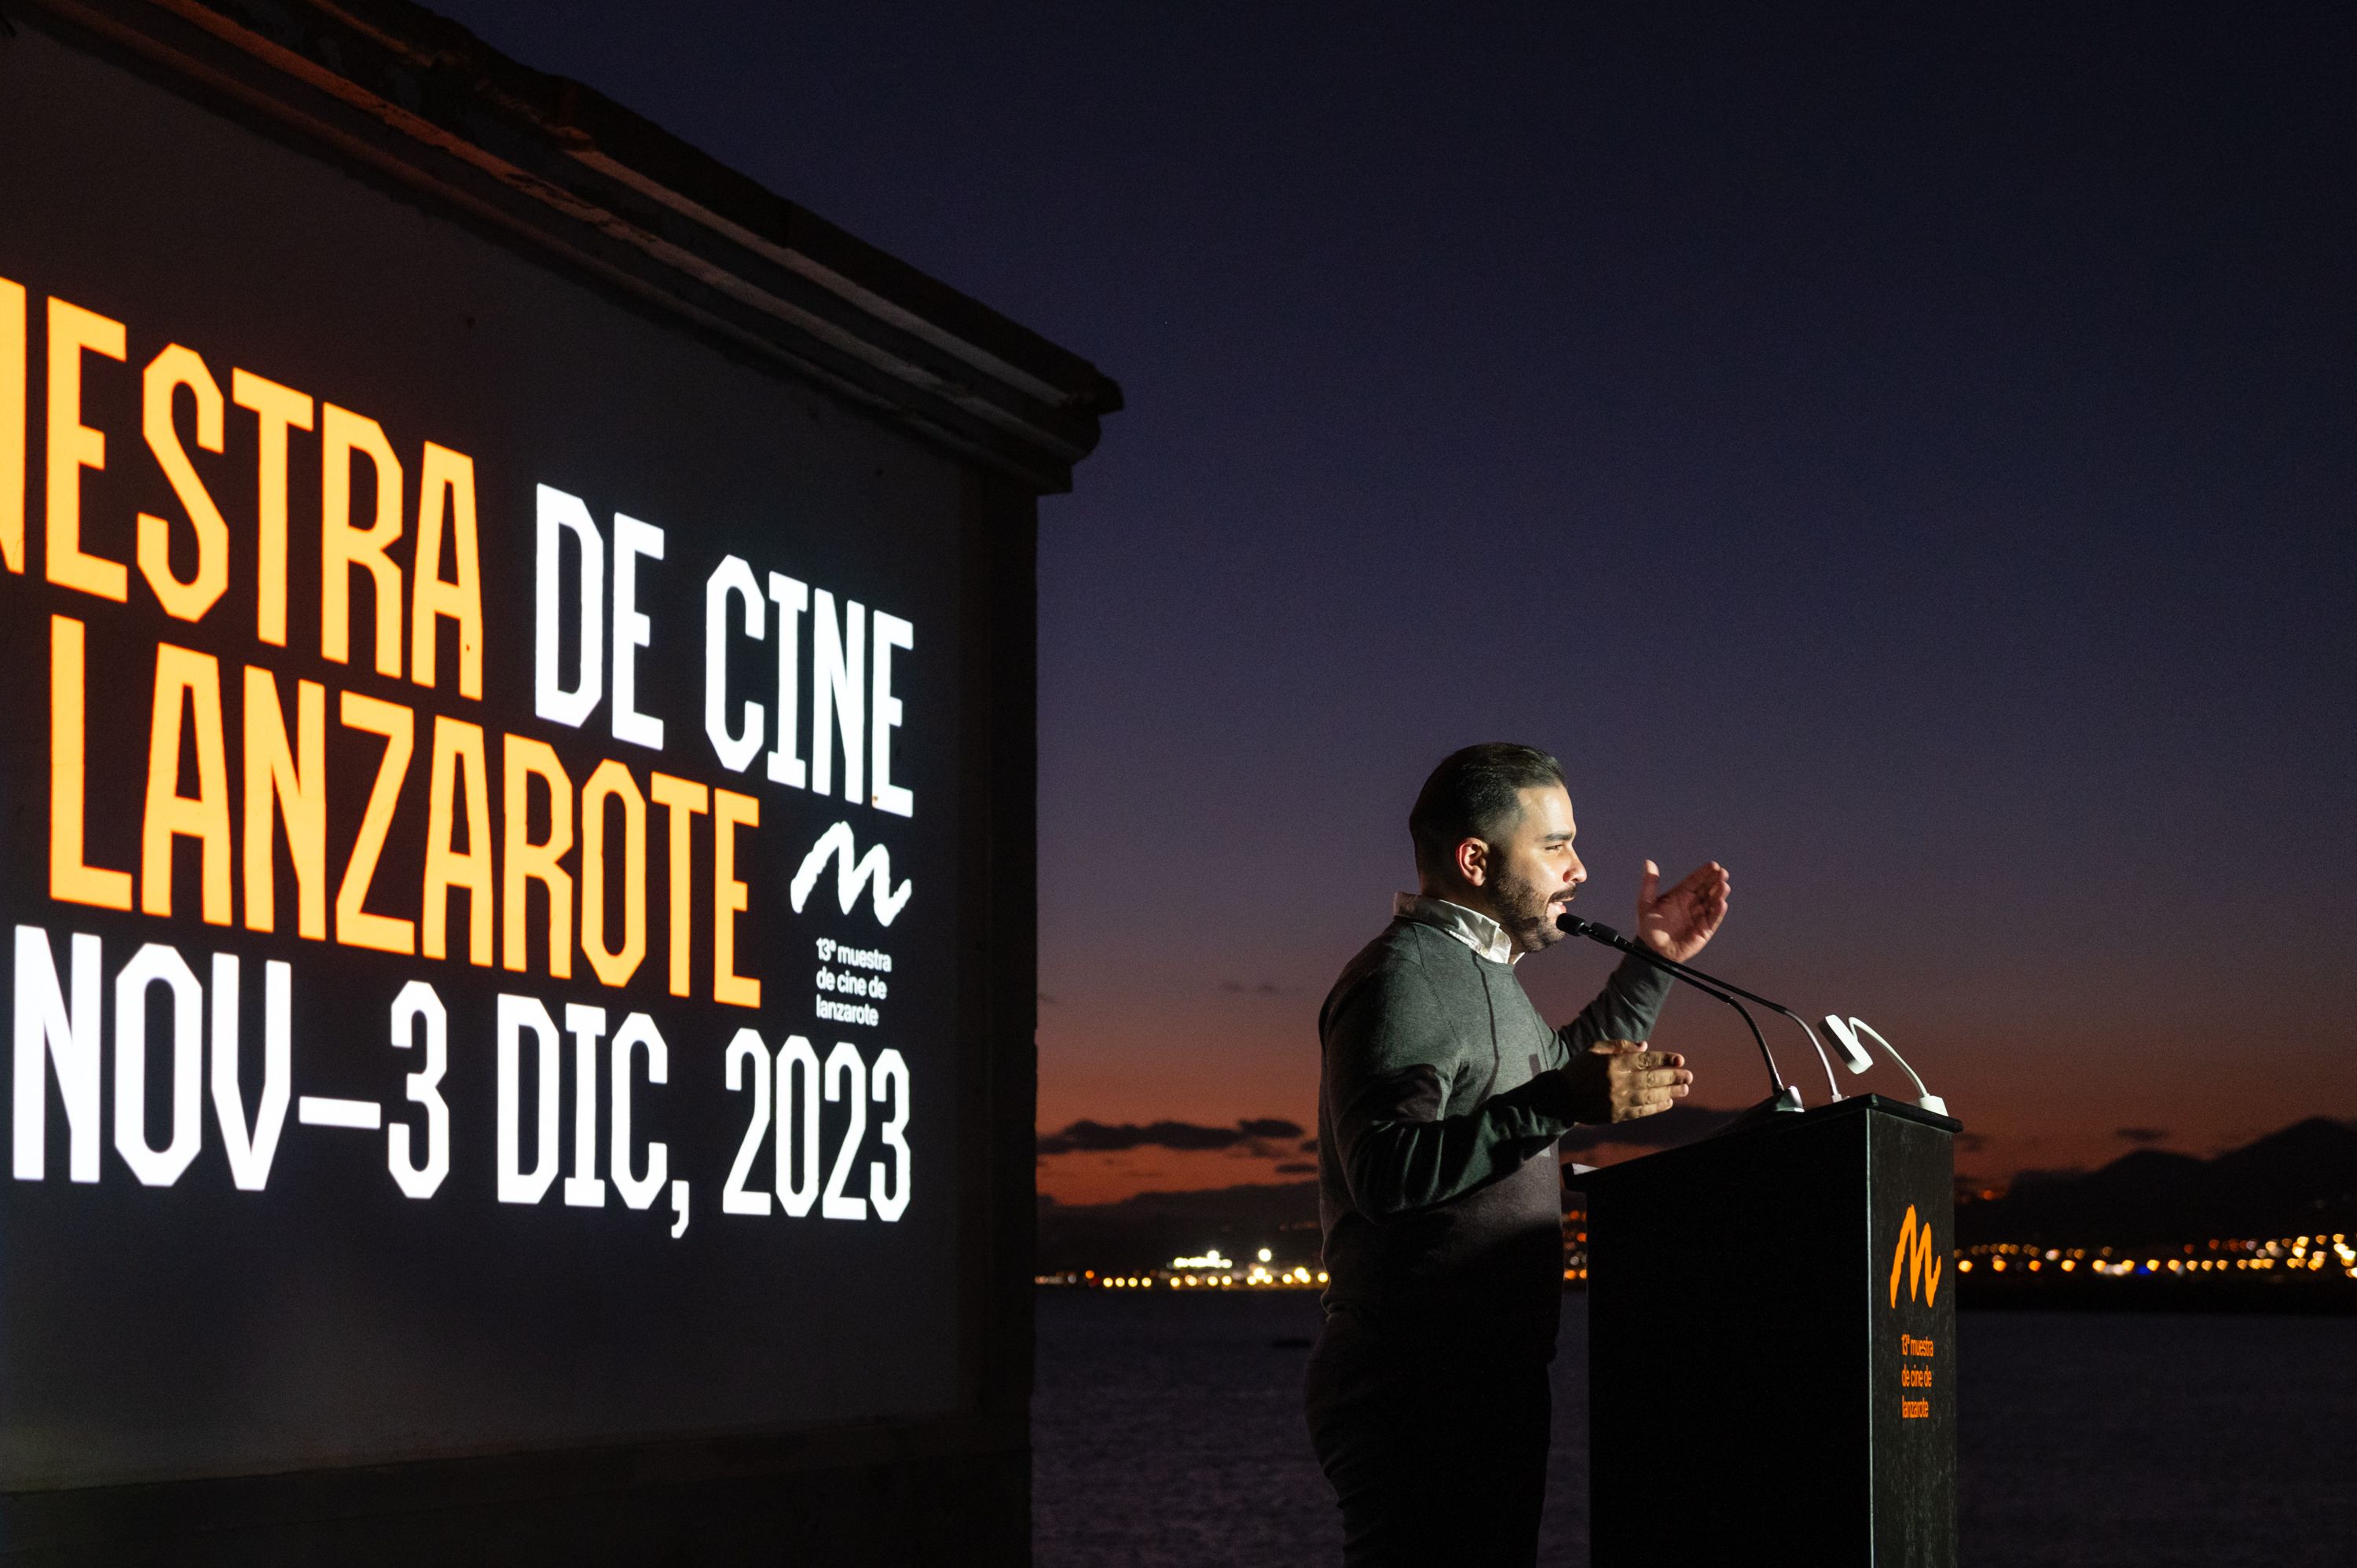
[
  {"xmin": 1636, "ymin": 858, "xmax": 1729, "ymax": 963},
  {"xmin": 1558, "ymin": 1040, "xmax": 1693, "ymax": 1126}
]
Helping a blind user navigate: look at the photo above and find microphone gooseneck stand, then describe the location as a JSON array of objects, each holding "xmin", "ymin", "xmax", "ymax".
[{"xmin": 1557, "ymin": 914, "xmax": 1810, "ymax": 1116}]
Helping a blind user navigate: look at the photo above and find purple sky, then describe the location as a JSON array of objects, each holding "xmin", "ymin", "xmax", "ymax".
[{"xmin": 428, "ymin": 2, "xmax": 2356, "ymax": 1201}]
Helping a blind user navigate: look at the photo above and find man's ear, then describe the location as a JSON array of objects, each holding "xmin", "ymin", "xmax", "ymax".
[{"xmin": 1455, "ymin": 837, "xmax": 1490, "ymax": 888}]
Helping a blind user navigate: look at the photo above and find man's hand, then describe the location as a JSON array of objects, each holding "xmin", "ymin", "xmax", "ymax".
[
  {"xmin": 1556, "ymin": 1040, "xmax": 1692, "ymax": 1125},
  {"xmin": 1636, "ymin": 859, "xmax": 1729, "ymax": 963}
]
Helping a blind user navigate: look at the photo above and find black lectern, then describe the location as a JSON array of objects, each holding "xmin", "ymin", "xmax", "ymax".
[{"xmin": 1582, "ymin": 1094, "xmax": 1959, "ymax": 1566}]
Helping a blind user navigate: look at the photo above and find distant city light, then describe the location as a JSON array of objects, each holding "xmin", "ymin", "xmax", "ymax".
[
  {"xmin": 1945, "ymin": 1233, "xmax": 2357, "ymax": 1288},
  {"xmin": 1047, "ymin": 1230, "xmax": 2357, "ymax": 1295}
]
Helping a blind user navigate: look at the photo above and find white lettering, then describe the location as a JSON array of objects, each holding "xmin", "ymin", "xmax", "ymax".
[
  {"xmin": 821, "ymin": 1041, "xmax": 869, "ymax": 1221},
  {"xmin": 497, "ymin": 993, "xmax": 561, "ymax": 1203},
  {"xmin": 387, "ymin": 980, "xmax": 449, "ymax": 1199},
  {"xmin": 811, "ymin": 589, "xmax": 863, "ymax": 803},
  {"xmin": 870, "ymin": 610, "xmax": 913, "ymax": 817},
  {"xmin": 721, "ymin": 1027, "xmax": 773, "ymax": 1216},
  {"xmin": 534, "ymin": 485, "xmax": 603, "ymax": 727},
  {"xmin": 775, "ymin": 1035, "xmax": 820, "ymax": 1217},
  {"xmin": 610, "ymin": 1012, "xmax": 669, "ymax": 1211},
  {"xmin": 765, "ymin": 573, "xmax": 808, "ymax": 788},
  {"xmin": 563, "ymin": 1002, "xmax": 608, "ymax": 1207},
  {"xmin": 12, "ymin": 926, "xmax": 101, "ymax": 1182},
  {"xmin": 210, "ymin": 953, "xmax": 290, "ymax": 1192},
  {"xmin": 704, "ymin": 555, "xmax": 764, "ymax": 772},
  {"xmin": 871, "ymin": 1046, "xmax": 911, "ymax": 1222},
  {"xmin": 113, "ymin": 943, "xmax": 203, "ymax": 1187},
  {"xmin": 610, "ymin": 513, "xmax": 665, "ymax": 749}
]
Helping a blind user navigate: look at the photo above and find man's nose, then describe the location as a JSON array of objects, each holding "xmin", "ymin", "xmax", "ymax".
[{"xmin": 1567, "ymin": 858, "xmax": 1586, "ymax": 886}]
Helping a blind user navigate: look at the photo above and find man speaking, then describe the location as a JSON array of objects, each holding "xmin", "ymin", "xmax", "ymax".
[{"xmin": 1306, "ymin": 742, "xmax": 1731, "ymax": 1566}]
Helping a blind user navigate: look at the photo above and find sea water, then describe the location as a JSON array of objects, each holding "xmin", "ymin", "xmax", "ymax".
[{"xmin": 1034, "ymin": 1291, "xmax": 2357, "ymax": 1566}]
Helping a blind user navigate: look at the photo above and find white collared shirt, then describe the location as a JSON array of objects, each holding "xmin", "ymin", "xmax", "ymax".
[{"xmin": 1392, "ymin": 892, "xmax": 1518, "ymax": 965}]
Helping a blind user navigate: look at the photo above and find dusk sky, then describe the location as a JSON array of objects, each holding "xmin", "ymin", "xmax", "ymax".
[{"xmin": 432, "ymin": 3, "xmax": 2356, "ymax": 1204}]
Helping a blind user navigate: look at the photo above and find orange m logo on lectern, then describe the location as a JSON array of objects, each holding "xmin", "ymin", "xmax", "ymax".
[{"xmin": 1889, "ymin": 1204, "xmax": 1942, "ymax": 1309}]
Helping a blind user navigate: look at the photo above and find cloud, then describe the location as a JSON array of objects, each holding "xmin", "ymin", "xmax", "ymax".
[
  {"xmin": 1956, "ymin": 1133, "xmax": 1989, "ymax": 1154},
  {"xmin": 1221, "ymin": 979, "xmax": 1303, "ymax": 998},
  {"xmin": 1298, "ymin": 1138, "xmax": 1318, "ymax": 1153},
  {"xmin": 2113, "ymin": 1127, "xmax": 2169, "ymax": 1145},
  {"xmin": 1036, "ymin": 992, "xmax": 1060, "ymax": 1006},
  {"xmin": 1037, "ymin": 1117, "xmax": 1307, "ymax": 1156},
  {"xmin": 1274, "ymin": 1161, "xmax": 1317, "ymax": 1174}
]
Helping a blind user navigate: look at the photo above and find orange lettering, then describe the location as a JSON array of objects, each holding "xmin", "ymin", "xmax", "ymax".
[
  {"xmin": 242, "ymin": 667, "xmax": 327, "ymax": 940},
  {"xmin": 650, "ymin": 772, "xmax": 708, "ymax": 998},
  {"xmin": 47, "ymin": 615, "xmax": 133, "ymax": 908},
  {"xmin": 501, "ymin": 735, "xmax": 574, "ymax": 979},
  {"xmin": 2, "ymin": 276, "xmax": 24, "ymax": 573},
  {"xmin": 1890, "ymin": 1204, "xmax": 1943, "ymax": 1309},
  {"xmin": 231, "ymin": 369, "xmax": 313, "ymax": 647},
  {"xmin": 422, "ymin": 716, "xmax": 493, "ymax": 965},
  {"xmin": 139, "ymin": 643, "xmax": 233, "ymax": 925},
  {"xmin": 321, "ymin": 404, "xmax": 404, "ymax": 677},
  {"xmin": 713, "ymin": 788, "xmax": 759, "ymax": 1007},
  {"xmin": 45, "ymin": 297, "xmax": 128, "ymax": 601},
  {"xmin": 580, "ymin": 760, "xmax": 647, "ymax": 987},
  {"xmin": 137, "ymin": 345, "xmax": 230, "ymax": 621},
  {"xmin": 336, "ymin": 690, "xmax": 416, "ymax": 954},
  {"xmin": 411, "ymin": 442, "xmax": 485, "ymax": 699}
]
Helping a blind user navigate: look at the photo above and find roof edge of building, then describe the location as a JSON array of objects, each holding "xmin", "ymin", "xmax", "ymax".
[{"xmin": 27, "ymin": 0, "xmax": 1122, "ymax": 492}]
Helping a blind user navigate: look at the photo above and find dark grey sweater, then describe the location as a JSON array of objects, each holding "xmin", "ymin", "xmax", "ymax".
[{"xmin": 1315, "ymin": 915, "xmax": 1673, "ymax": 1358}]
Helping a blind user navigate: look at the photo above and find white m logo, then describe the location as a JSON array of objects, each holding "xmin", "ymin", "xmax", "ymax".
[{"xmin": 790, "ymin": 822, "xmax": 913, "ymax": 927}]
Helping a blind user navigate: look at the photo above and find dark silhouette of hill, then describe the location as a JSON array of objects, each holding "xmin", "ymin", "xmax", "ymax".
[
  {"xmin": 1960, "ymin": 1117, "xmax": 2357, "ymax": 1247},
  {"xmin": 1038, "ymin": 1116, "xmax": 2357, "ymax": 1270},
  {"xmin": 1036, "ymin": 1181, "xmax": 1320, "ymax": 1273}
]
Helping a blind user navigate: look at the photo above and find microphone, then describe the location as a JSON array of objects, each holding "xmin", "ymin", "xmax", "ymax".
[
  {"xmin": 1822, "ymin": 1016, "xmax": 1948, "ymax": 1117},
  {"xmin": 1556, "ymin": 914, "xmax": 1842, "ymax": 1099},
  {"xmin": 1556, "ymin": 914, "xmax": 1810, "ymax": 1112}
]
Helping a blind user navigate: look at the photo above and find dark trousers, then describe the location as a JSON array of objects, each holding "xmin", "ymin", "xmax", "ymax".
[{"xmin": 1303, "ymin": 1319, "xmax": 1554, "ymax": 1567}]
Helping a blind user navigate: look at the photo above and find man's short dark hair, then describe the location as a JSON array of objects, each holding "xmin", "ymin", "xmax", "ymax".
[{"xmin": 1409, "ymin": 742, "xmax": 1567, "ymax": 881}]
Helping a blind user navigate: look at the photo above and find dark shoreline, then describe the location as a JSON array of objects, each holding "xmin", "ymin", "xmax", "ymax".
[
  {"xmin": 1954, "ymin": 1279, "xmax": 2357, "ymax": 1316},
  {"xmin": 1038, "ymin": 1280, "xmax": 2357, "ymax": 1317}
]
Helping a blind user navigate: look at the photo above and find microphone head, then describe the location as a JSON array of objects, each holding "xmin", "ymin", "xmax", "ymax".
[
  {"xmin": 1822, "ymin": 1014, "xmax": 1873, "ymax": 1075},
  {"xmin": 1556, "ymin": 914, "xmax": 1627, "ymax": 945}
]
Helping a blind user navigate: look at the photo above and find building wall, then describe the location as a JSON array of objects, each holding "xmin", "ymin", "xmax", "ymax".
[{"xmin": 0, "ymin": 4, "xmax": 1072, "ymax": 1558}]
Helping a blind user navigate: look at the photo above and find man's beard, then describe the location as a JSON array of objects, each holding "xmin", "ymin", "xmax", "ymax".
[{"xmin": 1490, "ymin": 866, "xmax": 1569, "ymax": 954}]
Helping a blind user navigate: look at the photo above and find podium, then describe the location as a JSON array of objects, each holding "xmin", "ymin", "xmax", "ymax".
[{"xmin": 1582, "ymin": 1094, "xmax": 1960, "ymax": 1566}]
